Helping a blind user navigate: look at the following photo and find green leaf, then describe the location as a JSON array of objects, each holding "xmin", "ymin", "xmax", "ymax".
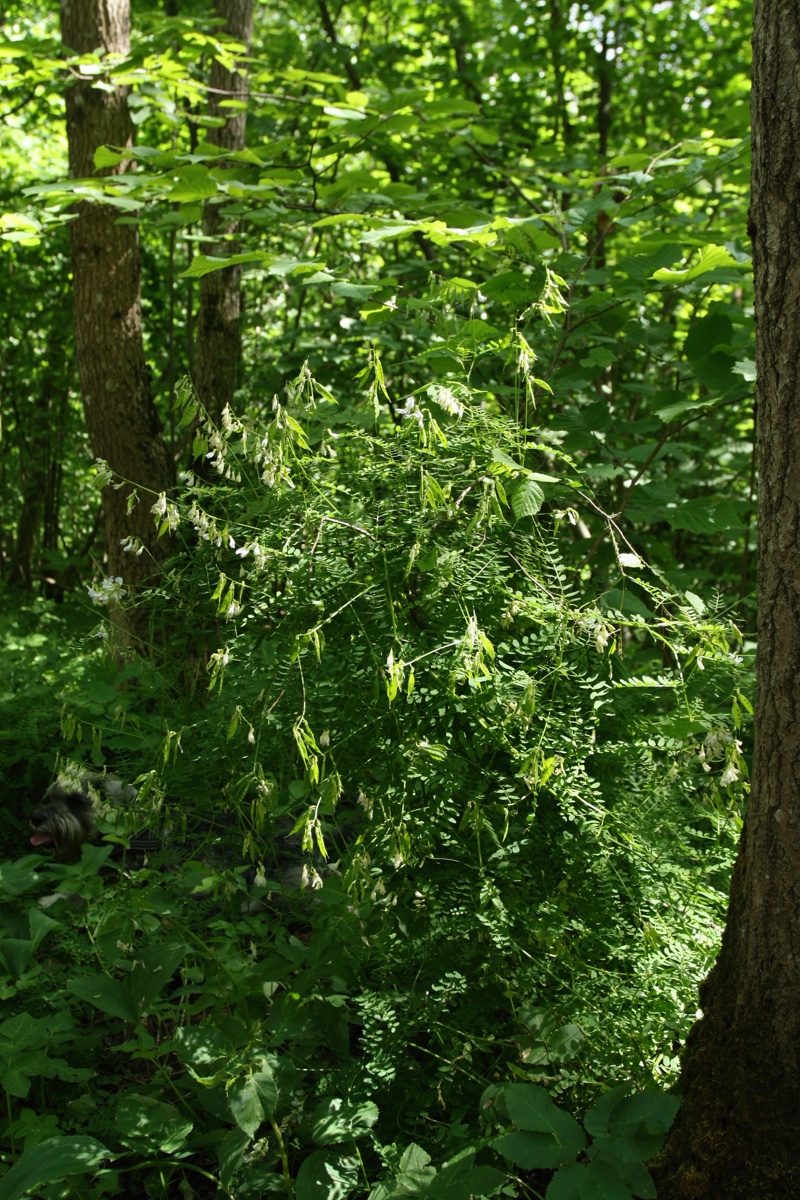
[
  {"xmin": 66, "ymin": 976, "xmax": 139, "ymax": 1024},
  {"xmin": 0, "ymin": 1137, "xmax": 112, "ymax": 1200},
  {"xmin": 312, "ymin": 1097, "xmax": 379, "ymax": 1145},
  {"xmin": 296, "ymin": 1150, "xmax": 360, "ymax": 1200},
  {"xmin": 651, "ymin": 243, "xmax": 743, "ymax": 283},
  {"xmin": 93, "ymin": 146, "xmax": 126, "ymax": 169},
  {"xmin": 584, "ymin": 1086, "xmax": 634, "ymax": 1138},
  {"xmin": 114, "ymin": 1093, "xmax": 192, "ymax": 1153},
  {"xmin": 0, "ymin": 939, "xmax": 33, "ymax": 981},
  {"xmin": 511, "ymin": 479, "xmax": 545, "ymax": 520},
  {"xmin": 331, "ymin": 281, "xmax": 380, "ymax": 300},
  {"xmin": 397, "ymin": 1143, "xmax": 436, "ymax": 1191},
  {"xmin": 172, "ymin": 1025, "xmax": 230, "ymax": 1080},
  {"xmin": 684, "ymin": 313, "xmax": 733, "ymax": 361},
  {"xmin": 180, "ymin": 251, "xmax": 266, "ymax": 278},
  {"xmin": 610, "ymin": 1089, "xmax": 680, "ymax": 1138},
  {"xmin": 494, "ymin": 1129, "xmax": 583, "ymax": 1171},
  {"xmin": 228, "ymin": 1066, "xmax": 278, "ymax": 1136},
  {"xmin": 663, "ymin": 498, "xmax": 745, "ymax": 534},
  {"xmin": 128, "ymin": 944, "xmax": 184, "ymax": 1011},
  {"xmin": 545, "ymin": 1161, "xmax": 584, "ymax": 1200},
  {"xmin": 167, "ymin": 164, "xmax": 217, "ymax": 202}
]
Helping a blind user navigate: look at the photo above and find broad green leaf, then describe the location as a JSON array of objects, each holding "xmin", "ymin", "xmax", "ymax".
[
  {"xmin": 114, "ymin": 1093, "xmax": 192, "ymax": 1153},
  {"xmin": 663, "ymin": 498, "xmax": 745, "ymax": 534},
  {"xmin": 66, "ymin": 976, "xmax": 139, "ymax": 1024},
  {"xmin": 504, "ymin": 1085, "xmax": 585, "ymax": 1143},
  {"xmin": 610, "ymin": 1089, "xmax": 680, "ymax": 1137},
  {"xmin": 511, "ymin": 479, "xmax": 545, "ymax": 520},
  {"xmin": 545, "ymin": 1161, "xmax": 584, "ymax": 1200},
  {"xmin": 590, "ymin": 1149, "xmax": 656, "ymax": 1198},
  {"xmin": 684, "ymin": 313, "xmax": 733, "ymax": 361},
  {"xmin": 651, "ymin": 243, "xmax": 743, "ymax": 283},
  {"xmin": 655, "ymin": 396, "xmax": 715, "ymax": 423},
  {"xmin": 180, "ymin": 250, "xmax": 267, "ymax": 278},
  {"xmin": 688, "ymin": 353, "xmax": 738, "ymax": 391},
  {"xmin": 331, "ymin": 281, "xmax": 379, "ymax": 300},
  {"xmin": 167, "ymin": 164, "xmax": 217, "ymax": 202},
  {"xmin": 494, "ymin": 1128, "xmax": 584, "ymax": 1171},
  {"xmin": 93, "ymin": 146, "xmax": 126, "ymax": 169},
  {"xmin": 228, "ymin": 1066, "xmax": 278, "ymax": 1135},
  {"xmin": 312, "ymin": 1097, "xmax": 379, "ymax": 1145},
  {"xmin": 128, "ymin": 943, "xmax": 185, "ymax": 1011},
  {"xmin": 397, "ymin": 1143, "xmax": 436, "ymax": 1192},
  {"xmin": 0, "ymin": 939, "xmax": 32, "ymax": 981},
  {"xmin": 584, "ymin": 1086, "xmax": 634, "ymax": 1138},
  {"xmin": 0, "ymin": 1137, "xmax": 111, "ymax": 1200},
  {"xmin": 172, "ymin": 1025, "xmax": 230, "ymax": 1080},
  {"xmin": 296, "ymin": 1150, "xmax": 360, "ymax": 1200}
]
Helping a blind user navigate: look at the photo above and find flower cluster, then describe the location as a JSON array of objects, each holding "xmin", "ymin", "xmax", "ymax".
[{"xmin": 87, "ymin": 576, "xmax": 127, "ymax": 606}]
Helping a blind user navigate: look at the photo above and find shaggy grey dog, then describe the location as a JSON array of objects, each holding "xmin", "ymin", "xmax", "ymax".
[{"xmin": 28, "ymin": 769, "xmax": 140, "ymax": 863}]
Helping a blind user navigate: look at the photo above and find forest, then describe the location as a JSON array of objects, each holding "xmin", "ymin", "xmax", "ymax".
[{"xmin": 2, "ymin": 0, "xmax": 796, "ymax": 1197}]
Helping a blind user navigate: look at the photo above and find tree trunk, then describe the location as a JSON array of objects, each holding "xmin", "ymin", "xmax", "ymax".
[
  {"xmin": 653, "ymin": 2, "xmax": 800, "ymax": 1196},
  {"xmin": 193, "ymin": 0, "xmax": 253, "ymax": 432},
  {"xmin": 61, "ymin": 0, "xmax": 172, "ymax": 598}
]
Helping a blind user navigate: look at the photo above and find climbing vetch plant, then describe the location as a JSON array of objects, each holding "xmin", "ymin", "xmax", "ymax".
[{"xmin": 111, "ymin": 360, "xmax": 747, "ymax": 1129}]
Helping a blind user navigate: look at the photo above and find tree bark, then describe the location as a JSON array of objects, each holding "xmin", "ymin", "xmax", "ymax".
[
  {"xmin": 61, "ymin": 0, "xmax": 172, "ymax": 597},
  {"xmin": 193, "ymin": 0, "xmax": 253, "ymax": 432},
  {"xmin": 653, "ymin": 1, "xmax": 800, "ymax": 1196}
]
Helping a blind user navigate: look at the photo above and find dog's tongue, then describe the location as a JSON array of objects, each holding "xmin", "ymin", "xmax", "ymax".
[{"xmin": 30, "ymin": 833, "xmax": 54, "ymax": 847}]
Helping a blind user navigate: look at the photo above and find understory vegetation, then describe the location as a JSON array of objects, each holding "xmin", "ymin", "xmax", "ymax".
[{"xmin": 0, "ymin": 0, "xmax": 754, "ymax": 1196}]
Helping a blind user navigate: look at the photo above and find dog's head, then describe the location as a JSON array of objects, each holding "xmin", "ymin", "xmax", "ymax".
[{"xmin": 29, "ymin": 780, "xmax": 98, "ymax": 862}]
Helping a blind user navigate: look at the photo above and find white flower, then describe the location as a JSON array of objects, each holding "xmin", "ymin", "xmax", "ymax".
[
  {"xmin": 150, "ymin": 493, "xmax": 180, "ymax": 533},
  {"xmin": 87, "ymin": 576, "xmax": 127, "ymax": 606},
  {"xmin": 720, "ymin": 762, "xmax": 741, "ymax": 787},
  {"xmin": 319, "ymin": 730, "xmax": 330, "ymax": 749},
  {"xmin": 428, "ymin": 384, "xmax": 464, "ymax": 417}
]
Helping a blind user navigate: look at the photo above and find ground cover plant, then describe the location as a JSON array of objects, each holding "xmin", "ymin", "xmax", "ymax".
[{"xmin": 0, "ymin": 367, "xmax": 747, "ymax": 1198}]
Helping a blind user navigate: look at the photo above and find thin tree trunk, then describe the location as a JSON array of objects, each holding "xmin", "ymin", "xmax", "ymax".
[
  {"xmin": 653, "ymin": 1, "xmax": 800, "ymax": 1196},
  {"xmin": 193, "ymin": 0, "xmax": 253, "ymax": 432},
  {"xmin": 61, "ymin": 0, "xmax": 172, "ymax": 599}
]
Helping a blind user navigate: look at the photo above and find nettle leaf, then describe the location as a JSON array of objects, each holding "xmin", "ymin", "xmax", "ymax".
[
  {"xmin": 511, "ymin": 479, "xmax": 545, "ymax": 520},
  {"xmin": 651, "ymin": 243, "xmax": 744, "ymax": 283},
  {"xmin": 228, "ymin": 1066, "xmax": 278, "ymax": 1136}
]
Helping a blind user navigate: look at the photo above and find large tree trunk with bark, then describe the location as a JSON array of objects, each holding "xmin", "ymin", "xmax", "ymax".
[
  {"xmin": 193, "ymin": 0, "xmax": 253, "ymax": 432},
  {"xmin": 61, "ymin": 0, "xmax": 172, "ymax": 599},
  {"xmin": 653, "ymin": 1, "xmax": 800, "ymax": 1196}
]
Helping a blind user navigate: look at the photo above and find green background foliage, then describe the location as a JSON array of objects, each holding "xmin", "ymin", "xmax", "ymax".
[{"xmin": 0, "ymin": 0, "xmax": 753, "ymax": 1195}]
